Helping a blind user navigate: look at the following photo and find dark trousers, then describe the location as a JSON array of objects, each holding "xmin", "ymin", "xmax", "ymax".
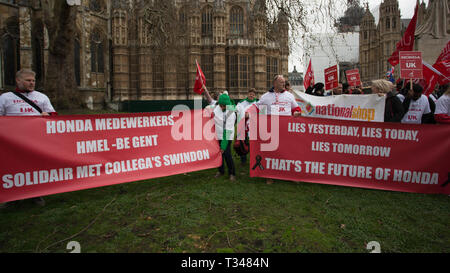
[
  {"xmin": 218, "ymin": 140, "xmax": 236, "ymax": 176},
  {"xmin": 240, "ymin": 155, "xmax": 247, "ymax": 164}
]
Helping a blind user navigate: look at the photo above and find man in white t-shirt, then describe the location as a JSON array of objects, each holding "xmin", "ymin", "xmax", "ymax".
[
  {"xmin": 435, "ymin": 86, "xmax": 450, "ymax": 124},
  {"xmin": 236, "ymin": 88, "xmax": 258, "ymax": 165},
  {"xmin": 397, "ymin": 83, "xmax": 432, "ymax": 124},
  {"xmin": 251, "ymin": 75, "xmax": 302, "ymax": 117},
  {"xmin": 0, "ymin": 69, "xmax": 56, "ymax": 209},
  {"xmin": 247, "ymin": 75, "xmax": 302, "ymax": 184}
]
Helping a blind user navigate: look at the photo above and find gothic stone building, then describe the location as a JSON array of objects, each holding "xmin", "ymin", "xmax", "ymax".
[
  {"xmin": 359, "ymin": 0, "xmax": 449, "ymax": 84},
  {"xmin": 0, "ymin": 0, "xmax": 289, "ymax": 109}
]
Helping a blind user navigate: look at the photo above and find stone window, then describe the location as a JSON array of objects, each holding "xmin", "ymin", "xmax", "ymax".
[
  {"xmin": 386, "ymin": 17, "xmax": 390, "ymax": 31},
  {"xmin": 1, "ymin": 17, "xmax": 20, "ymax": 87},
  {"xmin": 152, "ymin": 55, "xmax": 164, "ymax": 89},
  {"xmin": 90, "ymin": 0, "xmax": 105, "ymax": 13},
  {"xmin": 266, "ymin": 57, "xmax": 278, "ymax": 89},
  {"xmin": 202, "ymin": 5, "xmax": 213, "ymax": 38},
  {"xmin": 201, "ymin": 54, "xmax": 214, "ymax": 84},
  {"xmin": 90, "ymin": 30, "xmax": 104, "ymax": 73},
  {"xmin": 239, "ymin": 55, "xmax": 249, "ymax": 88},
  {"xmin": 230, "ymin": 6, "xmax": 244, "ymax": 37},
  {"xmin": 74, "ymin": 38, "xmax": 81, "ymax": 86},
  {"xmin": 229, "ymin": 55, "xmax": 238, "ymax": 88}
]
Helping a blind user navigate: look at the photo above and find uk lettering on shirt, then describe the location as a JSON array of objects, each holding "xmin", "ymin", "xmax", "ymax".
[
  {"xmin": 399, "ymin": 95, "xmax": 431, "ymax": 124},
  {"xmin": 256, "ymin": 91, "xmax": 298, "ymax": 116},
  {"xmin": 0, "ymin": 91, "xmax": 55, "ymax": 116}
]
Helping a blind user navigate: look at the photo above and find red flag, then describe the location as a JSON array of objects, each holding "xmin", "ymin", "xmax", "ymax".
[
  {"xmin": 422, "ymin": 62, "xmax": 440, "ymax": 97},
  {"xmin": 434, "ymin": 60, "xmax": 450, "ymax": 84},
  {"xmin": 303, "ymin": 59, "xmax": 315, "ymax": 90},
  {"xmin": 432, "ymin": 41, "xmax": 450, "ymax": 84},
  {"xmin": 194, "ymin": 60, "xmax": 206, "ymax": 95},
  {"xmin": 388, "ymin": 4, "xmax": 418, "ymax": 66},
  {"xmin": 435, "ymin": 40, "xmax": 450, "ymax": 65}
]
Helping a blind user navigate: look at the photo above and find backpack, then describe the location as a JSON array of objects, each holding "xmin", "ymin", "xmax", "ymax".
[{"xmin": 234, "ymin": 139, "xmax": 249, "ymax": 156}]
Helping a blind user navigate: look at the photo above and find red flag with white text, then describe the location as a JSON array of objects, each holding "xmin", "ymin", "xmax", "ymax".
[{"xmin": 388, "ymin": 4, "xmax": 418, "ymax": 66}]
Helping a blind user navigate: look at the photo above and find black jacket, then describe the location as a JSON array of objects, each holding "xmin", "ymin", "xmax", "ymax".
[{"xmin": 384, "ymin": 92, "xmax": 404, "ymax": 122}]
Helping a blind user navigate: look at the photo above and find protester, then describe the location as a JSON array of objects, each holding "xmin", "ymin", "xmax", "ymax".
[
  {"xmin": 305, "ymin": 85, "xmax": 314, "ymax": 95},
  {"xmin": 0, "ymin": 69, "xmax": 56, "ymax": 208},
  {"xmin": 247, "ymin": 75, "xmax": 301, "ymax": 184},
  {"xmin": 333, "ymin": 83, "xmax": 343, "ymax": 95},
  {"xmin": 214, "ymin": 93, "xmax": 237, "ymax": 181},
  {"xmin": 236, "ymin": 88, "xmax": 258, "ymax": 165},
  {"xmin": 371, "ymin": 79, "xmax": 404, "ymax": 122},
  {"xmin": 351, "ymin": 87, "xmax": 362, "ymax": 94},
  {"xmin": 342, "ymin": 83, "xmax": 350, "ymax": 94},
  {"xmin": 429, "ymin": 84, "xmax": 440, "ymax": 103},
  {"xmin": 203, "ymin": 85, "xmax": 219, "ymax": 106},
  {"xmin": 397, "ymin": 82, "xmax": 433, "ymax": 124},
  {"xmin": 434, "ymin": 85, "xmax": 450, "ymax": 124},
  {"xmin": 312, "ymin": 82, "xmax": 325, "ymax": 96}
]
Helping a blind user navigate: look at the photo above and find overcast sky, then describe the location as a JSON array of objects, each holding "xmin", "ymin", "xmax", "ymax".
[{"xmin": 289, "ymin": 0, "xmax": 429, "ymax": 73}]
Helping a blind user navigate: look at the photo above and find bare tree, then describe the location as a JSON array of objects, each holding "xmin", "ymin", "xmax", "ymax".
[{"xmin": 41, "ymin": 0, "xmax": 81, "ymax": 109}]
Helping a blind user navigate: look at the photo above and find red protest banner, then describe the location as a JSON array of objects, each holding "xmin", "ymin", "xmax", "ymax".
[
  {"xmin": 249, "ymin": 116, "xmax": 450, "ymax": 195},
  {"xmin": 324, "ymin": 65, "xmax": 339, "ymax": 90},
  {"xmin": 399, "ymin": 51, "xmax": 423, "ymax": 80},
  {"xmin": 0, "ymin": 111, "xmax": 222, "ymax": 203},
  {"xmin": 345, "ymin": 69, "xmax": 361, "ymax": 87}
]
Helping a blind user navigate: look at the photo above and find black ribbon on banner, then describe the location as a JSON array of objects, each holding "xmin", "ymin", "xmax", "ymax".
[
  {"xmin": 252, "ymin": 155, "xmax": 264, "ymax": 170},
  {"xmin": 441, "ymin": 173, "xmax": 450, "ymax": 188}
]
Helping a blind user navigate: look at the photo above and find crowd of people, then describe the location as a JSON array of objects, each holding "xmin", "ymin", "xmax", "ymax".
[
  {"xmin": 1, "ymin": 69, "xmax": 449, "ymax": 208},
  {"xmin": 201, "ymin": 75, "xmax": 449, "ymax": 184}
]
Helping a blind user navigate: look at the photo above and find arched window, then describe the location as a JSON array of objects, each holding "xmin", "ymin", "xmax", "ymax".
[
  {"xmin": 32, "ymin": 20, "xmax": 45, "ymax": 89},
  {"xmin": 386, "ymin": 17, "xmax": 390, "ymax": 31},
  {"xmin": 230, "ymin": 6, "xmax": 244, "ymax": 37},
  {"xmin": 74, "ymin": 38, "xmax": 81, "ymax": 86},
  {"xmin": 201, "ymin": 5, "xmax": 213, "ymax": 38},
  {"xmin": 1, "ymin": 17, "xmax": 20, "ymax": 87},
  {"xmin": 90, "ymin": 30, "xmax": 104, "ymax": 73},
  {"xmin": 90, "ymin": 0, "xmax": 105, "ymax": 13}
]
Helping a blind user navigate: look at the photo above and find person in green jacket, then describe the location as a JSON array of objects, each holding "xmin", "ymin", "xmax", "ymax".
[{"xmin": 213, "ymin": 93, "xmax": 237, "ymax": 181}]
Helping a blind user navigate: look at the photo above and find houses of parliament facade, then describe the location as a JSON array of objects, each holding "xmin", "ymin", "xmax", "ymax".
[
  {"xmin": 359, "ymin": 0, "xmax": 449, "ymax": 84},
  {"xmin": 0, "ymin": 0, "xmax": 289, "ymax": 109}
]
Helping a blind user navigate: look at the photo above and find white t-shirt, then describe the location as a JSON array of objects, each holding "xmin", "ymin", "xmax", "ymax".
[
  {"xmin": 435, "ymin": 94, "xmax": 450, "ymax": 115},
  {"xmin": 0, "ymin": 91, "xmax": 55, "ymax": 116},
  {"xmin": 254, "ymin": 91, "xmax": 299, "ymax": 116},
  {"xmin": 397, "ymin": 94, "xmax": 431, "ymax": 124},
  {"xmin": 213, "ymin": 105, "xmax": 236, "ymax": 140},
  {"xmin": 236, "ymin": 99, "xmax": 257, "ymax": 121}
]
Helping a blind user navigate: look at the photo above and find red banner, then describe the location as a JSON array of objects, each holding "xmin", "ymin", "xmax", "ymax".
[
  {"xmin": 249, "ymin": 116, "xmax": 450, "ymax": 195},
  {"xmin": 0, "ymin": 111, "xmax": 222, "ymax": 203},
  {"xmin": 324, "ymin": 65, "xmax": 339, "ymax": 91},
  {"xmin": 399, "ymin": 51, "xmax": 423, "ymax": 79},
  {"xmin": 345, "ymin": 69, "xmax": 361, "ymax": 87}
]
